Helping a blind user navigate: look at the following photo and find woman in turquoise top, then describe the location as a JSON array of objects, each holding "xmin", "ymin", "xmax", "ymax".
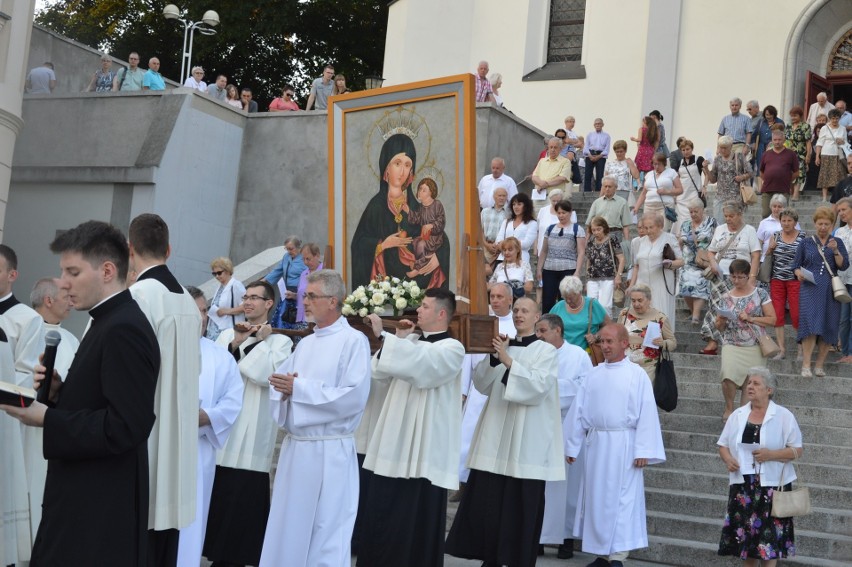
[{"xmin": 549, "ymin": 275, "xmax": 610, "ymax": 349}]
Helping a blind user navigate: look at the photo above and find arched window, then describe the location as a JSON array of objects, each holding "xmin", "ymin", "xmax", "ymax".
[{"xmin": 828, "ymin": 27, "xmax": 852, "ymax": 75}]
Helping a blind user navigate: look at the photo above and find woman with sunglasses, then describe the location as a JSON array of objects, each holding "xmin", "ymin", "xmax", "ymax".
[
  {"xmin": 269, "ymin": 84, "xmax": 300, "ymax": 111},
  {"xmin": 207, "ymin": 256, "xmax": 246, "ymax": 340}
]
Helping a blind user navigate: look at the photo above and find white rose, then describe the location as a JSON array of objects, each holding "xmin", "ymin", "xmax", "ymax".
[
  {"xmin": 371, "ymin": 292, "xmax": 386, "ymax": 305},
  {"xmin": 392, "ymin": 277, "xmax": 401, "ymax": 284},
  {"xmin": 381, "ymin": 281, "xmax": 392, "ymax": 291},
  {"xmin": 409, "ymin": 285, "xmax": 421, "ymax": 297},
  {"xmin": 395, "ymin": 297, "xmax": 408, "ymax": 310},
  {"xmin": 341, "ymin": 304, "xmax": 354, "ymax": 316},
  {"xmin": 355, "ymin": 289, "xmax": 366, "ymax": 300},
  {"xmin": 358, "ymin": 307, "xmax": 368, "ymax": 318},
  {"xmin": 373, "ymin": 305, "xmax": 386, "ymax": 315},
  {"xmin": 402, "ymin": 281, "xmax": 411, "ymax": 288}
]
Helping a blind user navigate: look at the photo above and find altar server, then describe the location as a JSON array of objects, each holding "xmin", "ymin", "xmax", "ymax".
[
  {"xmin": 446, "ymin": 297, "xmax": 562, "ymax": 567},
  {"xmin": 1, "ymin": 220, "xmax": 160, "ymax": 566},
  {"xmin": 358, "ymin": 288, "xmax": 465, "ymax": 567},
  {"xmin": 176, "ymin": 287, "xmax": 243, "ymax": 567},
  {"xmin": 0, "ymin": 321, "xmax": 30, "ymax": 565},
  {"xmin": 260, "ymin": 269, "xmax": 371, "ymax": 567},
  {"xmin": 128, "ymin": 213, "xmax": 201, "ymax": 565},
  {"xmin": 564, "ymin": 323, "xmax": 666, "ymax": 566},
  {"xmin": 26, "ymin": 277, "xmax": 80, "ymax": 535},
  {"xmin": 457, "ymin": 282, "xmax": 515, "ymax": 490},
  {"xmin": 535, "ymin": 313, "xmax": 592, "ymax": 559},
  {"xmin": 204, "ymin": 280, "xmax": 292, "ymax": 566}
]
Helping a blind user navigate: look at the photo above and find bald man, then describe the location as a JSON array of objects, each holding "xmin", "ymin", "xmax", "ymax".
[
  {"xmin": 563, "ymin": 323, "xmax": 665, "ymax": 567},
  {"xmin": 447, "ymin": 297, "xmax": 562, "ymax": 567}
]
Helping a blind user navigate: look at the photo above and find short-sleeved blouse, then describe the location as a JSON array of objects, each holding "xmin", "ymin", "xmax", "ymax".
[
  {"xmin": 816, "ymin": 124, "xmax": 846, "ymax": 156},
  {"xmin": 604, "ymin": 159, "xmax": 634, "ymax": 192},
  {"xmin": 550, "ymin": 297, "xmax": 608, "ymax": 349},
  {"xmin": 489, "ymin": 260, "xmax": 533, "ymax": 285},
  {"xmin": 586, "ymin": 235, "xmax": 620, "ymax": 279},
  {"xmin": 720, "ymin": 287, "xmax": 772, "ymax": 346},
  {"xmin": 543, "ymin": 223, "xmax": 585, "ymax": 272},
  {"xmin": 643, "ymin": 168, "xmax": 679, "ymax": 207},
  {"xmin": 770, "ymin": 230, "xmax": 806, "ymax": 281},
  {"xmin": 708, "ymin": 224, "xmax": 760, "ymax": 274}
]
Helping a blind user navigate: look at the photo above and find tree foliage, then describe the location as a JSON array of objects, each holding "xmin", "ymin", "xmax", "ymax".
[{"xmin": 36, "ymin": 0, "xmax": 388, "ymax": 108}]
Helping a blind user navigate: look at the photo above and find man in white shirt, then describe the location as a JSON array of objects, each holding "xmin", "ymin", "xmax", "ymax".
[
  {"xmin": 261, "ymin": 270, "xmax": 371, "ymax": 567},
  {"xmin": 358, "ymin": 288, "xmax": 466, "ymax": 567},
  {"xmin": 807, "ymin": 92, "xmax": 835, "ymax": 129},
  {"xmin": 478, "ymin": 157, "xmax": 518, "ymax": 209}
]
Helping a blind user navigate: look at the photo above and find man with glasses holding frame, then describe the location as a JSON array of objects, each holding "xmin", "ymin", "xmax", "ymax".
[
  {"xmin": 113, "ymin": 52, "xmax": 146, "ymax": 92},
  {"xmin": 205, "ymin": 279, "xmax": 293, "ymax": 567}
]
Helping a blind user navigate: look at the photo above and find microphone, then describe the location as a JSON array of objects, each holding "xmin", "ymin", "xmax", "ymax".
[{"xmin": 37, "ymin": 330, "xmax": 62, "ymax": 405}]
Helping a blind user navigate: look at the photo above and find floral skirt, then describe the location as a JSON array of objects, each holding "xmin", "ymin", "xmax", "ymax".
[{"xmin": 718, "ymin": 474, "xmax": 796, "ymax": 560}]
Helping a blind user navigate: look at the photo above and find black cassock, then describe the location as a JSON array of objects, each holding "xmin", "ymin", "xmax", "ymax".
[{"xmin": 30, "ymin": 290, "xmax": 160, "ymax": 567}]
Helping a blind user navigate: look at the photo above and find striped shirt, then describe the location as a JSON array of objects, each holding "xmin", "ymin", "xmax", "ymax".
[
  {"xmin": 481, "ymin": 205, "xmax": 509, "ymax": 242},
  {"xmin": 717, "ymin": 112, "xmax": 753, "ymax": 144},
  {"xmin": 770, "ymin": 230, "xmax": 806, "ymax": 281}
]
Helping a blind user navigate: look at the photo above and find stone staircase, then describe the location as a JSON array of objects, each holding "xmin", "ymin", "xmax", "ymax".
[{"xmin": 564, "ymin": 188, "xmax": 852, "ymax": 565}]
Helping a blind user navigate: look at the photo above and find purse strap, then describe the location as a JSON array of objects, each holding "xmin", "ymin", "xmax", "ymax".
[
  {"xmin": 812, "ymin": 236, "xmax": 838, "ymax": 277},
  {"xmin": 586, "ymin": 298, "xmax": 595, "ymax": 334},
  {"xmin": 776, "ymin": 456, "xmax": 803, "ymax": 491},
  {"xmin": 715, "ymin": 226, "xmax": 745, "ymax": 262}
]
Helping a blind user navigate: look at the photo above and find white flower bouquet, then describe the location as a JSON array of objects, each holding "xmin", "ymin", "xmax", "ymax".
[{"xmin": 342, "ymin": 275, "xmax": 424, "ymax": 317}]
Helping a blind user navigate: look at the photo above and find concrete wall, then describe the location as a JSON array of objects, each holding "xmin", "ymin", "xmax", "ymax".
[{"xmin": 382, "ymin": 0, "xmax": 843, "ymax": 157}]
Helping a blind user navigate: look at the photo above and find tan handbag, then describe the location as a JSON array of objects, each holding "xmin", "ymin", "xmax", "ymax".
[
  {"xmin": 736, "ymin": 153, "xmax": 757, "ymax": 205},
  {"xmin": 758, "ymin": 334, "xmax": 781, "ymax": 358},
  {"xmin": 691, "ymin": 225, "xmax": 710, "ymax": 268},
  {"xmin": 586, "ymin": 299, "xmax": 605, "ymax": 366},
  {"xmin": 771, "ymin": 461, "xmax": 811, "ymax": 518}
]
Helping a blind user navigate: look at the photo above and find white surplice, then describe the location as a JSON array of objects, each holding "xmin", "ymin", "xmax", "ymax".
[
  {"xmin": 177, "ymin": 338, "xmax": 243, "ymax": 567},
  {"xmin": 259, "ymin": 317, "xmax": 371, "ymax": 567},
  {"xmin": 0, "ymin": 319, "xmax": 30, "ymax": 565},
  {"xmin": 540, "ymin": 341, "xmax": 593, "ymax": 544},
  {"xmin": 131, "ymin": 278, "xmax": 202, "ymax": 530},
  {"xmin": 468, "ymin": 338, "xmax": 564, "ymax": 481},
  {"xmin": 563, "ymin": 358, "xmax": 666, "ymax": 556},
  {"xmin": 458, "ymin": 312, "xmax": 515, "ymax": 482},
  {"xmin": 215, "ymin": 330, "xmax": 292, "ymax": 472},
  {"xmin": 364, "ymin": 331, "xmax": 466, "ymax": 490},
  {"xmin": 24, "ymin": 322, "xmax": 79, "ymax": 540}
]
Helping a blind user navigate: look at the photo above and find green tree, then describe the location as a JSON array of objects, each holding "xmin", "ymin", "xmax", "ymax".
[{"xmin": 36, "ymin": 0, "xmax": 388, "ymax": 108}]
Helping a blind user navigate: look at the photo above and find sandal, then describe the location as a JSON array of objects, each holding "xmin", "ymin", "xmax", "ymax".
[
  {"xmin": 801, "ymin": 367, "xmax": 812, "ymax": 378},
  {"xmin": 699, "ymin": 347, "xmax": 718, "ymax": 355},
  {"xmin": 771, "ymin": 351, "xmax": 786, "ymax": 360},
  {"xmin": 814, "ymin": 367, "xmax": 826, "ymax": 377}
]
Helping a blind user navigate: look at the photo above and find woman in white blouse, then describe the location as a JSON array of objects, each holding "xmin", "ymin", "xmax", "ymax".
[
  {"xmin": 206, "ymin": 257, "xmax": 246, "ymax": 340},
  {"xmin": 815, "ymin": 108, "xmax": 848, "ymax": 202},
  {"xmin": 670, "ymin": 139, "xmax": 706, "ymax": 234},
  {"xmin": 183, "ymin": 66, "xmax": 207, "ymax": 92},
  {"xmin": 488, "ymin": 237, "xmax": 533, "ymax": 296},
  {"xmin": 633, "ymin": 152, "xmax": 683, "ymax": 231},
  {"xmin": 495, "ymin": 193, "xmax": 538, "ymax": 266}
]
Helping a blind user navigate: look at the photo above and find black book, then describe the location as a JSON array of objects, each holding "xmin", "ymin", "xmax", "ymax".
[{"xmin": 0, "ymin": 381, "xmax": 36, "ymax": 408}]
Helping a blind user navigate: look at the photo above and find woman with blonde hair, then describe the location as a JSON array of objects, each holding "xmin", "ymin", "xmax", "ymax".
[
  {"xmin": 488, "ymin": 236, "xmax": 533, "ymax": 297},
  {"xmin": 207, "ymin": 257, "xmax": 246, "ymax": 340}
]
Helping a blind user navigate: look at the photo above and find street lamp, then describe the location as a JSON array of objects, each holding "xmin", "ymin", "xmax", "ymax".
[
  {"xmin": 163, "ymin": 4, "xmax": 220, "ymax": 84},
  {"xmin": 364, "ymin": 74, "xmax": 385, "ymax": 90}
]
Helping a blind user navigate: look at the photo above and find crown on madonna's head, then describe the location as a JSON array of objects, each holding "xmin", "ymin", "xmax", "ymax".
[{"xmin": 376, "ymin": 107, "xmax": 423, "ymax": 141}]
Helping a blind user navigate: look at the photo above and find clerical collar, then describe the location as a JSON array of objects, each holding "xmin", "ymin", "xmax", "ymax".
[
  {"xmin": 419, "ymin": 330, "xmax": 450, "ymax": 343},
  {"xmin": 314, "ymin": 316, "xmax": 346, "ymax": 337},
  {"xmin": 509, "ymin": 334, "xmax": 539, "ymax": 347},
  {"xmin": 603, "ymin": 357, "xmax": 628, "ymax": 368},
  {"xmin": 0, "ymin": 293, "xmax": 19, "ymax": 315},
  {"xmin": 135, "ymin": 264, "xmax": 185, "ymax": 294},
  {"xmin": 89, "ymin": 290, "xmax": 124, "ymax": 312}
]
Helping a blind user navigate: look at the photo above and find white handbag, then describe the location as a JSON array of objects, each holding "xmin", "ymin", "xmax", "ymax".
[{"xmin": 771, "ymin": 460, "xmax": 811, "ymax": 518}]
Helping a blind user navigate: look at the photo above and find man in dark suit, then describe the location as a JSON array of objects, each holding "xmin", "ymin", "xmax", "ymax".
[{"xmin": 1, "ymin": 220, "xmax": 160, "ymax": 566}]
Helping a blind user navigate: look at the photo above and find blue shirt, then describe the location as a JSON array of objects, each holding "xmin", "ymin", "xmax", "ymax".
[
  {"xmin": 265, "ymin": 253, "xmax": 306, "ymax": 291},
  {"xmin": 143, "ymin": 70, "xmax": 165, "ymax": 91},
  {"xmin": 717, "ymin": 112, "xmax": 753, "ymax": 144},
  {"xmin": 584, "ymin": 131, "xmax": 611, "ymax": 158}
]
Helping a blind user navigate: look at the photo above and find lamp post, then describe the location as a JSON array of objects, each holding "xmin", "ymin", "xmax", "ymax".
[
  {"xmin": 163, "ymin": 4, "xmax": 220, "ymax": 84},
  {"xmin": 364, "ymin": 74, "xmax": 385, "ymax": 90}
]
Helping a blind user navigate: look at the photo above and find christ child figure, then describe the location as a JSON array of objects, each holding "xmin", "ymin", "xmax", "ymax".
[{"xmin": 402, "ymin": 178, "xmax": 445, "ymax": 277}]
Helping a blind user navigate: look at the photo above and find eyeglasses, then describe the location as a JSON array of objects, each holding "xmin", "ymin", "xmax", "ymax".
[
  {"xmin": 211, "ymin": 270, "xmax": 225, "ymax": 276},
  {"xmin": 242, "ymin": 295, "xmax": 270, "ymax": 302},
  {"xmin": 303, "ymin": 292, "xmax": 333, "ymax": 301}
]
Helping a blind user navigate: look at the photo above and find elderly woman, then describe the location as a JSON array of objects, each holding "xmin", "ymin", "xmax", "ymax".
[
  {"xmin": 206, "ymin": 257, "xmax": 247, "ymax": 340},
  {"xmin": 183, "ymin": 66, "xmax": 207, "ymax": 92},
  {"xmin": 718, "ymin": 367, "xmax": 803, "ymax": 565},
  {"xmin": 784, "ymin": 105, "xmax": 811, "ymax": 201},
  {"xmin": 633, "ymin": 152, "xmax": 683, "ymax": 231},
  {"xmin": 670, "ymin": 139, "xmax": 706, "ymax": 233},
  {"xmin": 495, "ymin": 193, "xmax": 538, "ymax": 266},
  {"xmin": 836, "ymin": 198, "xmax": 852, "ymax": 363},
  {"xmin": 700, "ymin": 201, "xmax": 761, "ymax": 355},
  {"xmin": 86, "ymin": 54, "xmax": 115, "ymax": 92},
  {"xmin": 703, "ymin": 136, "xmax": 754, "ymax": 223},
  {"xmin": 678, "ymin": 203, "xmax": 718, "ymax": 324},
  {"xmin": 549, "ymin": 275, "xmax": 610, "ymax": 351},
  {"xmin": 793, "ymin": 206, "xmax": 849, "ymax": 377},
  {"xmin": 489, "ymin": 72, "xmax": 503, "ymax": 107},
  {"xmin": 537, "ymin": 200, "xmax": 585, "ymax": 312},
  {"xmin": 715, "ymin": 260, "xmax": 776, "ymax": 419},
  {"xmin": 765, "ymin": 208, "xmax": 806, "ymax": 360},
  {"xmin": 628, "ymin": 213, "xmax": 683, "ymax": 331},
  {"xmin": 489, "ymin": 237, "xmax": 533, "ymax": 297},
  {"xmin": 293, "ymin": 243, "xmax": 324, "ymax": 327},
  {"xmin": 582, "ymin": 216, "xmax": 625, "ymax": 316},
  {"xmin": 757, "ymin": 195, "xmax": 797, "ymax": 265},
  {"xmin": 815, "ymin": 108, "xmax": 847, "ymax": 202},
  {"xmin": 617, "ymin": 283, "xmax": 676, "ymax": 383},
  {"xmin": 604, "ymin": 139, "xmax": 640, "ymax": 210}
]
